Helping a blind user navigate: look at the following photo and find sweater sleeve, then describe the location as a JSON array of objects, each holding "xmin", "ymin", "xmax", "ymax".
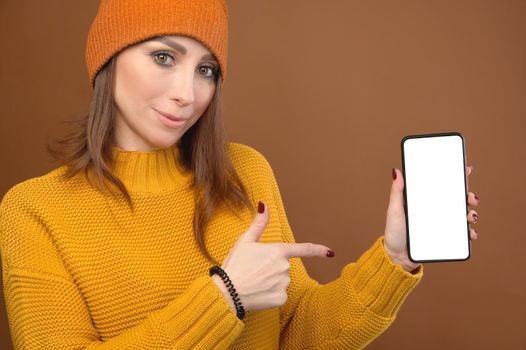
[
  {"xmin": 0, "ymin": 184, "xmax": 244, "ymax": 349},
  {"xmin": 262, "ymin": 163, "xmax": 424, "ymax": 349}
]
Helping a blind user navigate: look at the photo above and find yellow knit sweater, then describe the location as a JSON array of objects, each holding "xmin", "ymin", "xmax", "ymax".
[{"xmin": 0, "ymin": 142, "xmax": 423, "ymax": 349}]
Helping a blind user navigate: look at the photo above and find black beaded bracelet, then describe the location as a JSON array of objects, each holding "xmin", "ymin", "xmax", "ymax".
[{"xmin": 209, "ymin": 265, "xmax": 246, "ymax": 320}]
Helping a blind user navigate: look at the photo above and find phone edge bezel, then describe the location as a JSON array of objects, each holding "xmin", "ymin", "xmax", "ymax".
[{"xmin": 400, "ymin": 131, "xmax": 472, "ymax": 264}]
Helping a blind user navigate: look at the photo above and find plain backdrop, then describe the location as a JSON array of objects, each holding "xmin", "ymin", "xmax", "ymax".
[{"xmin": 1, "ymin": 1, "xmax": 525, "ymax": 349}]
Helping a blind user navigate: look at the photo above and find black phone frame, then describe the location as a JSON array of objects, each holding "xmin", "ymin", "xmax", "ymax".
[{"xmin": 401, "ymin": 131, "xmax": 471, "ymax": 263}]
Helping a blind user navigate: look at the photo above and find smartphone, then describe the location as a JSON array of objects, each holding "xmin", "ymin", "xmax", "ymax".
[{"xmin": 401, "ymin": 132, "xmax": 471, "ymax": 263}]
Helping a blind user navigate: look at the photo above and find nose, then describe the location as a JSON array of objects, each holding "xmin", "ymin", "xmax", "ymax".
[{"xmin": 169, "ymin": 66, "xmax": 195, "ymax": 106}]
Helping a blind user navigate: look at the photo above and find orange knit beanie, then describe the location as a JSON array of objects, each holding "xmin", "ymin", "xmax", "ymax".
[{"xmin": 85, "ymin": 0, "xmax": 228, "ymax": 89}]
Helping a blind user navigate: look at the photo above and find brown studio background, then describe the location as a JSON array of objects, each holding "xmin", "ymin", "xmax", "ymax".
[{"xmin": 1, "ymin": 0, "xmax": 525, "ymax": 348}]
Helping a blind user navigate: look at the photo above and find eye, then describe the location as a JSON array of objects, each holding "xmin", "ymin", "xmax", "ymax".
[
  {"xmin": 151, "ymin": 51, "xmax": 174, "ymax": 66},
  {"xmin": 198, "ymin": 65, "xmax": 217, "ymax": 79}
]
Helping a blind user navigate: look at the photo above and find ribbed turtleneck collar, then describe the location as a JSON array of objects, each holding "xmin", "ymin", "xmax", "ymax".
[{"xmin": 110, "ymin": 143, "xmax": 192, "ymax": 193}]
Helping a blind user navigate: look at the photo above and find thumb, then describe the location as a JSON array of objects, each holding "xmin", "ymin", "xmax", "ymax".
[
  {"xmin": 237, "ymin": 201, "xmax": 269, "ymax": 244},
  {"xmin": 388, "ymin": 168, "xmax": 405, "ymax": 212}
]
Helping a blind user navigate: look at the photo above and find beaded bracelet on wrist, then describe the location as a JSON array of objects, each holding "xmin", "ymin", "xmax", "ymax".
[{"xmin": 209, "ymin": 265, "xmax": 246, "ymax": 320}]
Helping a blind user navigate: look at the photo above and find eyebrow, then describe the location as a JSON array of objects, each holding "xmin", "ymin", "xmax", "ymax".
[{"xmin": 150, "ymin": 37, "xmax": 217, "ymax": 62}]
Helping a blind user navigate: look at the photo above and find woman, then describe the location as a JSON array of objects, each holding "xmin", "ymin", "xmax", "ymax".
[{"xmin": 0, "ymin": 0, "xmax": 481, "ymax": 349}]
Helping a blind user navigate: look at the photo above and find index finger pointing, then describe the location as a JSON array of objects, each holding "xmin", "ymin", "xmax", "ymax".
[{"xmin": 278, "ymin": 242, "xmax": 334, "ymax": 259}]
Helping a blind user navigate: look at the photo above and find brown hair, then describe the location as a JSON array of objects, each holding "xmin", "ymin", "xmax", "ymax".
[{"xmin": 46, "ymin": 50, "xmax": 254, "ymax": 266}]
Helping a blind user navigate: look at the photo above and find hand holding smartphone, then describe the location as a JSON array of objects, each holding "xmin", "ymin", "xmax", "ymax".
[{"xmin": 401, "ymin": 132, "xmax": 471, "ymax": 263}]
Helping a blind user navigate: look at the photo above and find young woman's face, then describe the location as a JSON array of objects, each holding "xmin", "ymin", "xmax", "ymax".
[{"xmin": 112, "ymin": 35, "xmax": 219, "ymax": 151}]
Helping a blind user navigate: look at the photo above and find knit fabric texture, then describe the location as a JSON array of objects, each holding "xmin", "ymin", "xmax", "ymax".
[
  {"xmin": 0, "ymin": 142, "xmax": 423, "ymax": 349},
  {"xmin": 85, "ymin": 0, "xmax": 229, "ymax": 88}
]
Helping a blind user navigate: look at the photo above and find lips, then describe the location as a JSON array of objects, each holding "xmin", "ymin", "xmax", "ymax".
[{"xmin": 153, "ymin": 108, "xmax": 188, "ymax": 121}]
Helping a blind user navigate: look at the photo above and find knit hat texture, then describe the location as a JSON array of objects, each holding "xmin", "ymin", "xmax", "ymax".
[{"xmin": 85, "ymin": 0, "xmax": 228, "ymax": 88}]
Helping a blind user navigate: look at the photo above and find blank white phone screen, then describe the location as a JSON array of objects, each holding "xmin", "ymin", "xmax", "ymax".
[{"xmin": 403, "ymin": 134, "xmax": 470, "ymax": 261}]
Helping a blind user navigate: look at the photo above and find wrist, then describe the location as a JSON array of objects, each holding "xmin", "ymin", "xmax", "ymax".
[
  {"xmin": 383, "ymin": 243, "xmax": 421, "ymax": 274},
  {"xmin": 396, "ymin": 258, "xmax": 422, "ymax": 274},
  {"xmin": 211, "ymin": 274, "xmax": 237, "ymax": 313}
]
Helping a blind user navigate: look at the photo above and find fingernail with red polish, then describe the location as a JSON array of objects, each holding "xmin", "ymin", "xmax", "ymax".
[
  {"xmin": 258, "ymin": 201, "xmax": 265, "ymax": 214},
  {"xmin": 473, "ymin": 213, "xmax": 478, "ymax": 222},
  {"xmin": 474, "ymin": 194, "xmax": 480, "ymax": 201},
  {"xmin": 392, "ymin": 168, "xmax": 397, "ymax": 180},
  {"xmin": 326, "ymin": 249, "xmax": 335, "ymax": 258}
]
